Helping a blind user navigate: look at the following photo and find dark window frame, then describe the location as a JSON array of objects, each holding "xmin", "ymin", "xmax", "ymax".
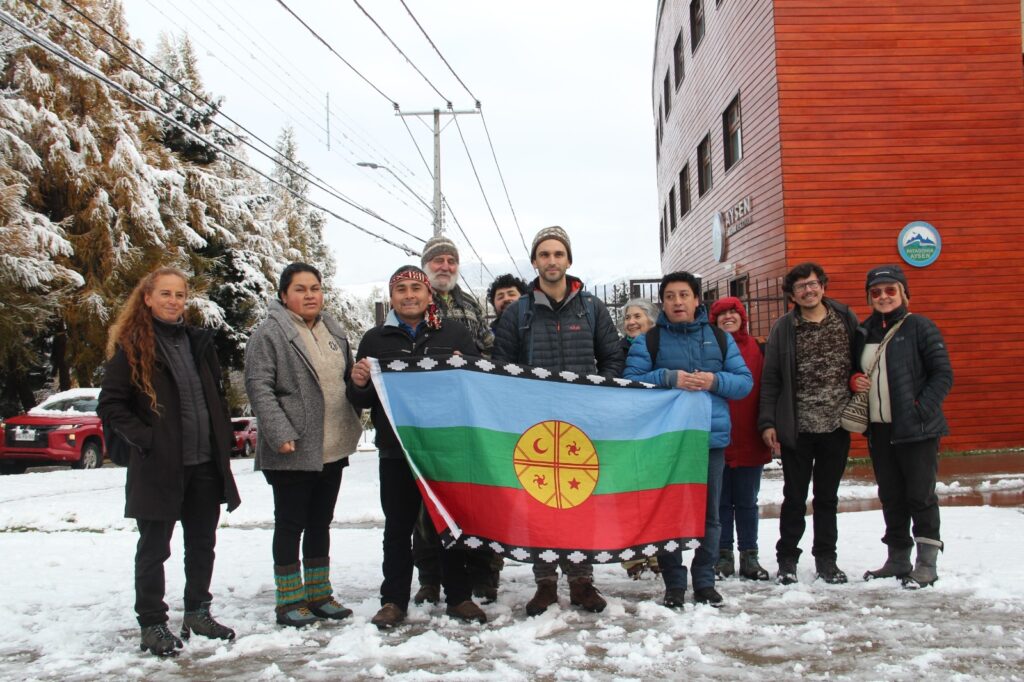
[
  {"xmin": 679, "ymin": 164, "xmax": 691, "ymax": 217},
  {"xmin": 690, "ymin": 0, "xmax": 705, "ymax": 54},
  {"xmin": 663, "ymin": 72, "xmax": 672, "ymax": 117},
  {"xmin": 697, "ymin": 133, "xmax": 713, "ymax": 196},
  {"xmin": 723, "ymin": 94, "xmax": 743, "ymax": 172},
  {"xmin": 673, "ymin": 32, "xmax": 685, "ymax": 88},
  {"xmin": 668, "ymin": 186, "xmax": 678, "ymax": 233}
]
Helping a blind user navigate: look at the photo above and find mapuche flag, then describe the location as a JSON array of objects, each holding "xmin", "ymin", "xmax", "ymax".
[{"xmin": 370, "ymin": 354, "xmax": 711, "ymax": 565}]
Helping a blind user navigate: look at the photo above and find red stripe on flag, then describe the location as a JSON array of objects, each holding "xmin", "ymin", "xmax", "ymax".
[{"xmin": 419, "ymin": 481, "xmax": 706, "ymax": 551}]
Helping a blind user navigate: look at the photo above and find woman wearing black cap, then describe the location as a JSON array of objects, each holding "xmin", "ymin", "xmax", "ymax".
[{"xmin": 851, "ymin": 264, "xmax": 953, "ymax": 588}]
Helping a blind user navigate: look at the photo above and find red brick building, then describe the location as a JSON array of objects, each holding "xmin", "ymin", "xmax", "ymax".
[{"xmin": 652, "ymin": 0, "xmax": 1024, "ymax": 451}]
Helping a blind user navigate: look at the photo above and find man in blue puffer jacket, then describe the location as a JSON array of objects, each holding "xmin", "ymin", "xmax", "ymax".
[{"xmin": 624, "ymin": 271, "xmax": 752, "ymax": 608}]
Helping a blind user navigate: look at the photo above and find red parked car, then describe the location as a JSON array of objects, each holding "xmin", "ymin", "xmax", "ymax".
[
  {"xmin": 0, "ymin": 388, "xmax": 105, "ymax": 474},
  {"xmin": 231, "ymin": 417, "xmax": 258, "ymax": 457}
]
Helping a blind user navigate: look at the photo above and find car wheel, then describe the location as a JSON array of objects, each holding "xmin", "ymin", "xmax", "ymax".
[
  {"xmin": 243, "ymin": 441, "xmax": 252, "ymax": 458},
  {"xmin": 75, "ymin": 442, "xmax": 102, "ymax": 470}
]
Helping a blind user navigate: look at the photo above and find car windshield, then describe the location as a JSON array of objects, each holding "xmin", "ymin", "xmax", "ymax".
[
  {"xmin": 232, "ymin": 421, "xmax": 250, "ymax": 432},
  {"xmin": 32, "ymin": 397, "xmax": 99, "ymax": 415}
]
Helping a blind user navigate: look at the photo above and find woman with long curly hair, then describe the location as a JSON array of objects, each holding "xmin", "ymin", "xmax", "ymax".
[{"xmin": 98, "ymin": 266, "xmax": 241, "ymax": 657}]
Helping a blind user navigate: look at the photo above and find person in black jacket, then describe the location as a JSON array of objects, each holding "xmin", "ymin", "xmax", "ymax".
[
  {"xmin": 493, "ymin": 225, "xmax": 624, "ymax": 617},
  {"xmin": 348, "ymin": 265, "xmax": 486, "ymax": 629},
  {"xmin": 852, "ymin": 264, "xmax": 953, "ymax": 588},
  {"xmin": 758, "ymin": 263, "xmax": 859, "ymax": 586},
  {"xmin": 97, "ymin": 267, "xmax": 241, "ymax": 657}
]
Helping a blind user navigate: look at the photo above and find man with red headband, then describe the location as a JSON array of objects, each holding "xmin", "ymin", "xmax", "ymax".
[{"xmin": 348, "ymin": 265, "xmax": 485, "ymax": 629}]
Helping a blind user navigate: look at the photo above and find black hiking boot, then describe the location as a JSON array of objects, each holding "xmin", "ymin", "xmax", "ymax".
[
  {"xmin": 140, "ymin": 623, "xmax": 183, "ymax": 657},
  {"xmin": 180, "ymin": 602, "xmax": 235, "ymax": 641}
]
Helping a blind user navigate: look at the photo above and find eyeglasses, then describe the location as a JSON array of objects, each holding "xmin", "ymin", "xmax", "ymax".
[
  {"xmin": 793, "ymin": 280, "xmax": 822, "ymax": 293},
  {"xmin": 869, "ymin": 285, "xmax": 900, "ymax": 299}
]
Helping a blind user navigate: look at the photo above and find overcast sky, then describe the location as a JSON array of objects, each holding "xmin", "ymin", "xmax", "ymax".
[{"xmin": 121, "ymin": 0, "xmax": 660, "ymax": 291}]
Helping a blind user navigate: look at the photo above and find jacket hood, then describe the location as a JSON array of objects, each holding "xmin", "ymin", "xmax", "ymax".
[
  {"xmin": 657, "ymin": 305, "xmax": 710, "ymax": 333},
  {"xmin": 529, "ymin": 274, "xmax": 584, "ymax": 308}
]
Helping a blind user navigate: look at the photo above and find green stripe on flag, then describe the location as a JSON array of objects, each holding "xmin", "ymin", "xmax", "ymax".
[{"xmin": 396, "ymin": 426, "xmax": 708, "ymax": 495}]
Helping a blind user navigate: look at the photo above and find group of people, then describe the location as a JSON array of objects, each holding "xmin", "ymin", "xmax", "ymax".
[{"xmin": 96, "ymin": 225, "xmax": 953, "ymax": 658}]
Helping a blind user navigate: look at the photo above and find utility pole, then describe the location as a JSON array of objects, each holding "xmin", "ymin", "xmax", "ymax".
[{"xmin": 398, "ymin": 106, "xmax": 478, "ymax": 237}]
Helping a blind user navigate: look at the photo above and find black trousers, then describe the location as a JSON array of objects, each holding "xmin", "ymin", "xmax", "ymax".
[
  {"xmin": 414, "ymin": 507, "xmax": 501, "ymax": 589},
  {"xmin": 868, "ymin": 423, "xmax": 941, "ymax": 549},
  {"xmin": 777, "ymin": 428, "xmax": 850, "ymax": 561},
  {"xmin": 264, "ymin": 459, "xmax": 345, "ymax": 566},
  {"xmin": 135, "ymin": 462, "xmax": 222, "ymax": 626},
  {"xmin": 380, "ymin": 457, "xmax": 470, "ymax": 609}
]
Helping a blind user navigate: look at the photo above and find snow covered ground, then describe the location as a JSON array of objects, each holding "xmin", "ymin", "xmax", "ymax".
[{"xmin": 1, "ymin": 455, "xmax": 1022, "ymax": 681}]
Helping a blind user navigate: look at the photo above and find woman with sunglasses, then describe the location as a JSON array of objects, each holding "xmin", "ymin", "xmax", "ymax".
[{"xmin": 851, "ymin": 264, "xmax": 952, "ymax": 588}]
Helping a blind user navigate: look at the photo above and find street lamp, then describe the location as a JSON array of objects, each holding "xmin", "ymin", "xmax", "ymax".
[{"xmin": 356, "ymin": 161, "xmax": 435, "ymax": 216}]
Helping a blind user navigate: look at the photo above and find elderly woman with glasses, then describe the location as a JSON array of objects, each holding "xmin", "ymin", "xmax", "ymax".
[{"xmin": 851, "ymin": 264, "xmax": 952, "ymax": 588}]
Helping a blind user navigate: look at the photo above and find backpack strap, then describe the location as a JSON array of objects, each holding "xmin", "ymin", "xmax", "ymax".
[
  {"xmin": 516, "ymin": 297, "xmax": 535, "ymax": 365},
  {"xmin": 710, "ymin": 324, "xmax": 728, "ymax": 361},
  {"xmin": 645, "ymin": 326, "xmax": 661, "ymax": 365}
]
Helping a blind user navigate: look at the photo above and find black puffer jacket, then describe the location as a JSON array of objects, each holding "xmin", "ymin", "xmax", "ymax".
[
  {"xmin": 854, "ymin": 306, "xmax": 953, "ymax": 443},
  {"xmin": 492, "ymin": 276, "xmax": 624, "ymax": 378},
  {"xmin": 346, "ymin": 314, "xmax": 479, "ymax": 459}
]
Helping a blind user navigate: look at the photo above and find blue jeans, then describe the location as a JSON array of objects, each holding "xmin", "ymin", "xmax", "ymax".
[
  {"xmin": 719, "ymin": 464, "xmax": 764, "ymax": 552},
  {"xmin": 658, "ymin": 447, "xmax": 724, "ymax": 591}
]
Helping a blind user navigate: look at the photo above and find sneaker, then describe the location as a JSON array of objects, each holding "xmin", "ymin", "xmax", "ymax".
[
  {"xmin": 693, "ymin": 586, "xmax": 724, "ymax": 608},
  {"xmin": 276, "ymin": 605, "xmax": 323, "ymax": 628},
  {"xmin": 371, "ymin": 603, "xmax": 406, "ymax": 630},
  {"xmin": 413, "ymin": 583, "xmax": 440, "ymax": 605},
  {"xmin": 140, "ymin": 623, "xmax": 184, "ymax": 657},
  {"xmin": 569, "ymin": 578, "xmax": 607, "ymax": 613},
  {"xmin": 180, "ymin": 603, "xmax": 235, "ymax": 641},
  {"xmin": 309, "ymin": 598, "xmax": 353, "ymax": 620},
  {"xmin": 525, "ymin": 580, "xmax": 559, "ymax": 617},
  {"xmin": 777, "ymin": 557, "xmax": 798, "ymax": 585},
  {"xmin": 815, "ymin": 557, "xmax": 849, "ymax": 585},
  {"xmin": 663, "ymin": 587, "xmax": 687, "ymax": 610},
  {"xmin": 446, "ymin": 600, "xmax": 487, "ymax": 624}
]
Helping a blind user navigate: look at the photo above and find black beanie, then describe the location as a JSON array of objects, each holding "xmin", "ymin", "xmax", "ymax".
[{"xmin": 865, "ymin": 264, "xmax": 910, "ymax": 299}]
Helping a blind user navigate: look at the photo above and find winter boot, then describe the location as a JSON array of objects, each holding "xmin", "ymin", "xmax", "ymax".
[
  {"xmin": 180, "ymin": 602, "xmax": 235, "ymax": 641},
  {"xmin": 274, "ymin": 563, "xmax": 322, "ymax": 627},
  {"xmin": 663, "ymin": 587, "xmax": 687, "ymax": 610},
  {"xmin": 303, "ymin": 557, "xmax": 353, "ymax": 620},
  {"xmin": 693, "ymin": 586, "xmax": 724, "ymax": 607},
  {"xmin": 446, "ymin": 600, "xmax": 487, "ymax": 624},
  {"xmin": 623, "ymin": 559, "xmax": 648, "ymax": 580},
  {"xmin": 569, "ymin": 577, "xmax": 607, "ymax": 613},
  {"xmin": 525, "ymin": 578, "xmax": 559, "ymax": 616},
  {"xmin": 371, "ymin": 603, "xmax": 407, "ymax": 629},
  {"xmin": 777, "ymin": 556, "xmax": 798, "ymax": 585},
  {"xmin": 863, "ymin": 545, "xmax": 913, "ymax": 581},
  {"xmin": 739, "ymin": 549, "xmax": 770, "ymax": 581},
  {"xmin": 139, "ymin": 623, "xmax": 183, "ymax": 657},
  {"xmin": 815, "ymin": 556, "xmax": 849, "ymax": 584},
  {"xmin": 902, "ymin": 538, "xmax": 942, "ymax": 589},
  {"xmin": 413, "ymin": 583, "xmax": 441, "ymax": 605},
  {"xmin": 715, "ymin": 549, "xmax": 735, "ymax": 579}
]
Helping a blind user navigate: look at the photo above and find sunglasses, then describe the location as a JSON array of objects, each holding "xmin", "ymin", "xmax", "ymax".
[{"xmin": 869, "ymin": 285, "xmax": 900, "ymax": 299}]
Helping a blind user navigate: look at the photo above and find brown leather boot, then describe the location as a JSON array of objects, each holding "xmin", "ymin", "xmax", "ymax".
[
  {"xmin": 569, "ymin": 577, "xmax": 607, "ymax": 613},
  {"xmin": 370, "ymin": 603, "xmax": 406, "ymax": 630},
  {"xmin": 413, "ymin": 583, "xmax": 440, "ymax": 605},
  {"xmin": 445, "ymin": 600, "xmax": 487, "ymax": 624},
  {"xmin": 525, "ymin": 579, "xmax": 558, "ymax": 616}
]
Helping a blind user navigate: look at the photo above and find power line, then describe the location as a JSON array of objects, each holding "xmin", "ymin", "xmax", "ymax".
[
  {"xmin": 274, "ymin": 0, "xmax": 399, "ymax": 109},
  {"xmin": 51, "ymin": 0, "xmax": 426, "ymax": 245},
  {"xmin": 451, "ymin": 114, "xmax": 523, "ymax": 278},
  {"xmin": 0, "ymin": 7, "xmax": 421, "ymax": 256},
  {"xmin": 350, "ymin": 0, "xmax": 450, "ymax": 106},
  {"xmin": 397, "ymin": 0, "xmax": 477, "ymax": 105}
]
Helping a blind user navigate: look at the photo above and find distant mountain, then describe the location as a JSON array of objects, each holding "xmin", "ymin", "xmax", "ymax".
[{"xmin": 906, "ymin": 232, "xmax": 936, "ymax": 246}]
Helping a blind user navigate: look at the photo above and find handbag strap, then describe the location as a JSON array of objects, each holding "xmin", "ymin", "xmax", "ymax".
[{"xmin": 865, "ymin": 315, "xmax": 909, "ymax": 376}]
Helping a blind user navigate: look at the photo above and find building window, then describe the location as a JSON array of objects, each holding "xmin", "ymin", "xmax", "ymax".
[
  {"xmin": 697, "ymin": 134, "xmax": 713, "ymax": 196},
  {"xmin": 673, "ymin": 32, "xmax": 685, "ymax": 88},
  {"xmin": 690, "ymin": 0, "xmax": 705, "ymax": 53},
  {"xmin": 668, "ymin": 186, "xmax": 678, "ymax": 233},
  {"xmin": 663, "ymin": 73, "xmax": 672, "ymax": 117},
  {"xmin": 729, "ymin": 275, "xmax": 748, "ymax": 299},
  {"xmin": 723, "ymin": 95, "xmax": 742, "ymax": 171},
  {"xmin": 679, "ymin": 164, "xmax": 691, "ymax": 217},
  {"xmin": 659, "ymin": 217, "xmax": 665, "ymax": 253}
]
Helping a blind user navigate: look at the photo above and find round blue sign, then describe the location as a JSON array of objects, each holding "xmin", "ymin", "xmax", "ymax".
[{"xmin": 898, "ymin": 221, "xmax": 941, "ymax": 268}]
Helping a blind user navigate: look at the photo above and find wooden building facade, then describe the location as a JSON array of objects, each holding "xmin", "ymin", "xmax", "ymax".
[{"xmin": 652, "ymin": 0, "xmax": 1024, "ymax": 451}]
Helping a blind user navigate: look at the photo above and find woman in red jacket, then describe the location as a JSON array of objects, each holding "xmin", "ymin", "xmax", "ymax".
[{"xmin": 710, "ymin": 298, "xmax": 772, "ymax": 580}]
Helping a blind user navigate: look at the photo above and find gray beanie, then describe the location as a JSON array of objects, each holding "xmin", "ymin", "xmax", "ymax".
[
  {"xmin": 421, "ymin": 235, "xmax": 459, "ymax": 266},
  {"xmin": 530, "ymin": 225, "xmax": 572, "ymax": 264}
]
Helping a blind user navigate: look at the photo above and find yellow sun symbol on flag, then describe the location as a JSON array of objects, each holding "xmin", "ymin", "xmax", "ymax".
[{"xmin": 513, "ymin": 421, "xmax": 599, "ymax": 509}]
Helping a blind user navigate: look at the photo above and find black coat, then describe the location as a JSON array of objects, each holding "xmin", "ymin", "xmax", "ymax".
[
  {"xmin": 854, "ymin": 308, "xmax": 953, "ymax": 443},
  {"xmin": 493, "ymin": 276, "xmax": 624, "ymax": 378},
  {"xmin": 346, "ymin": 318, "xmax": 479, "ymax": 458},
  {"xmin": 98, "ymin": 326, "xmax": 241, "ymax": 520}
]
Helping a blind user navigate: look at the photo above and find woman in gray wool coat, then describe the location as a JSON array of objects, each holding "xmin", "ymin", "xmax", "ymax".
[{"xmin": 244, "ymin": 263, "xmax": 364, "ymax": 627}]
